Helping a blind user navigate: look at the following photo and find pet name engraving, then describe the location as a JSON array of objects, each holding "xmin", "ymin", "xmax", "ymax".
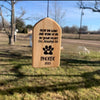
[
  {"xmin": 41, "ymin": 56, "xmax": 55, "ymax": 61},
  {"xmin": 32, "ymin": 17, "xmax": 62, "ymax": 68}
]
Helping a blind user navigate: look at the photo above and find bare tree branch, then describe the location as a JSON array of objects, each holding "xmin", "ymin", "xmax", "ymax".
[
  {"xmin": 17, "ymin": 8, "xmax": 26, "ymax": 19},
  {"xmin": 5, "ymin": 0, "xmax": 11, "ymax": 5},
  {"xmin": 0, "ymin": 5, "xmax": 11, "ymax": 11},
  {"xmin": 21, "ymin": 17, "xmax": 32, "ymax": 20},
  {"xmin": 79, "ymin": 0, "xmax": 100, "ymax": 12},
  {"xmin": 50, "ymin": 1, "xmax": 66, "ymax": 26},
  {"xmin": 0, "ymin": 7, "xmax": 10, "ymax": 36}
]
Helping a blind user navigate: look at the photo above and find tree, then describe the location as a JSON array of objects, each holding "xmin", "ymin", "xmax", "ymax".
[
  {"xmin": 16, "ymin": 18, "xmax": 25, "ymax": 33},
  {"xmin": 0, "ymin": 7, "xmax": 11, "ymax": 44},
  {"xmin": 50, "ymin": 1, "xmax": 66, "ymax": 26},
  {"xmin": 0, "ymin": 18, "xmax": 10, "ymax": 30},
  {"xmin": 62, "ymin": 26, "xmax": 70, "ymax": 33},
  {"xmin": 0, "ymin": 0, "xmax": 26, "ymax": 45},
  {"xmin": 26, "ymin": 24, "xmax": 33, "ymax": 29},
  {"xmin": 0, "ymin": 22, "xmax": 2, "ymax": 30},
  {"xmin": 62, "ymin": 26, "xmax": 79, "ymax": 33},
  {"xmin": 81, "ymin": 26, "xmax": 88, "ymax": 32},
  {"xmin": 78, "ymin": 0, "xmax": 100, "ymax": 12},
  {"xmin": 0, "ymin": 1, "xmax": 16, "ymax": 45},
  {"xmin": 70, "ymin": 26, "xmax": 79, "ymax": 33}
]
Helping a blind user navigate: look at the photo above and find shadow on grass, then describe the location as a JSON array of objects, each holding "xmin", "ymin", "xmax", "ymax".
[
  {"xmin": 0, "ymin": 62, "xmax": 100, "ymax": 95},
  {"xmin": 61, "ymin": 58, "xmax": 100, "ymax": 67},
  {"xmin": 0, "ymin": 81, "xmax": 84, "ymax": 95},
  {"xmin": 0, "ymin": 73, "xmax": 99, "ymax": 95},
  {"xmin": 0, "ymin": 64, "xmax": 28, "ymax": 87},
  {"xmin": 10, "ymin": 64, "xmax": 25, "ymax": 78},
  {"xmin": 81, "ymin": 70, "xmax": 100, "ymax": 88},
  {"xmin": 0, "ymin": 52, "xmax": 32, "ymax": 60},
  {"xmin": 0, "ymin": 48, "xmax": 100, "ymax": 95}
]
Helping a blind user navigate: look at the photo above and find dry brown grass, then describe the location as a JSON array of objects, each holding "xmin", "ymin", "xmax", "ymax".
[{"xmin": 62, "ymin": 33, "xmax": 100, "ymax": 41}]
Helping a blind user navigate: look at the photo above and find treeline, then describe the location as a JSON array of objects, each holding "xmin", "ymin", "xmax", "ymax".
[
  {"xmin": 62, "ymin": 25, "xmax": 100, "ymax": 34},
  {"xmin": 1, "ymin": 19, "xmax": 100, "ymax": 34},
  {"xmin": 62, "ymin": 25, "xmax": 88, "ymax": 33},
  {"xmin": 0, "ymin": 18, "xmax": 33, "ymax": 33}
]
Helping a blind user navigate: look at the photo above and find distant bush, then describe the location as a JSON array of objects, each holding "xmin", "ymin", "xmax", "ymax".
[
  {"xmin": 22, "ymin": 28, "xmax": 27, "ymax": 34},
  {"xmin": 62, "ymin": 25, "xmax": 88, "ymax": 34},
  {"xmin": 26, "ymin": 25, "xmax": 33, "ymax": 28}
]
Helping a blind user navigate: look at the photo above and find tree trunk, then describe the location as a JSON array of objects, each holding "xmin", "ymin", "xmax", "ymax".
[
  {"xmin": 8, "ymin": 35, "xmax": 14, "ymax": 45},
  {"xmin": 79, "ymin": 8, "xmax": 83, "ymax": 39},
  {"xmin": 8, "ymin": 35, "xmax": 11, "ymax": 44},
  {"xmin": 9, "ymin": 0, "xmax": 15, "ymax": 45},
  {"xmin": 78, "ymin": 31, "xmax": 81, "ymax": 39},
  {"xmin": 0, "ymin": 2, "xmax": 15, "ymax": 45},
  {"xmin": 14, "ymin": 35, "xmax": 16, "ymax": 42}
]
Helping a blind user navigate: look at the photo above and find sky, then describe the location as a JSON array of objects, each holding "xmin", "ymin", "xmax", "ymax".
[{"xmin": 0, "ymin": 1, "xmax": 100, "ymax": 31}]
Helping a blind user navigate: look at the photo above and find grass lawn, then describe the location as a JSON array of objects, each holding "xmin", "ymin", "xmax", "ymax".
[{"xmin": 0, "ymin": 33, "xmax": 100, "ymax": 100}]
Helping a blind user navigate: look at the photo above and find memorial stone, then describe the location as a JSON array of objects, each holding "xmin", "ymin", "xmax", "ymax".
[{"xmin": 32, "ymin": 18, "xmax": 62, "ymax": 68}]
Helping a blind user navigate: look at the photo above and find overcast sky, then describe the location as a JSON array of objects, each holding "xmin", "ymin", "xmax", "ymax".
[{"xmin": 0, "ymin": 1, "xmax": 100, "ymax": 31}]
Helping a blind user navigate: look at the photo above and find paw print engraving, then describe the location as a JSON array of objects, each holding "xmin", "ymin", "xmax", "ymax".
[{"xmin": 43, "ymin": 45, "xmax": 54, "ymax": 55}]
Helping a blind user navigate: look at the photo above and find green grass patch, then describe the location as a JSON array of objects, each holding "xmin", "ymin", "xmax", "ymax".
[
  {"xmin": 0, "ymin": 33, "xmax": 100, "ymax": 100},
  {"xmin": 0, "ymin": 50, "xmax": 100, "ymax": 100}
]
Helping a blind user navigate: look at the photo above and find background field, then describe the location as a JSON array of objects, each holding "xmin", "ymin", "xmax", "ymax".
[
  {"xmin": 0, "ymin": 33, "xmax": 100, "ymax": 100},
  {"xmin": 62, "ymin": 33, "xmax": 100, "ymax": 41}
]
